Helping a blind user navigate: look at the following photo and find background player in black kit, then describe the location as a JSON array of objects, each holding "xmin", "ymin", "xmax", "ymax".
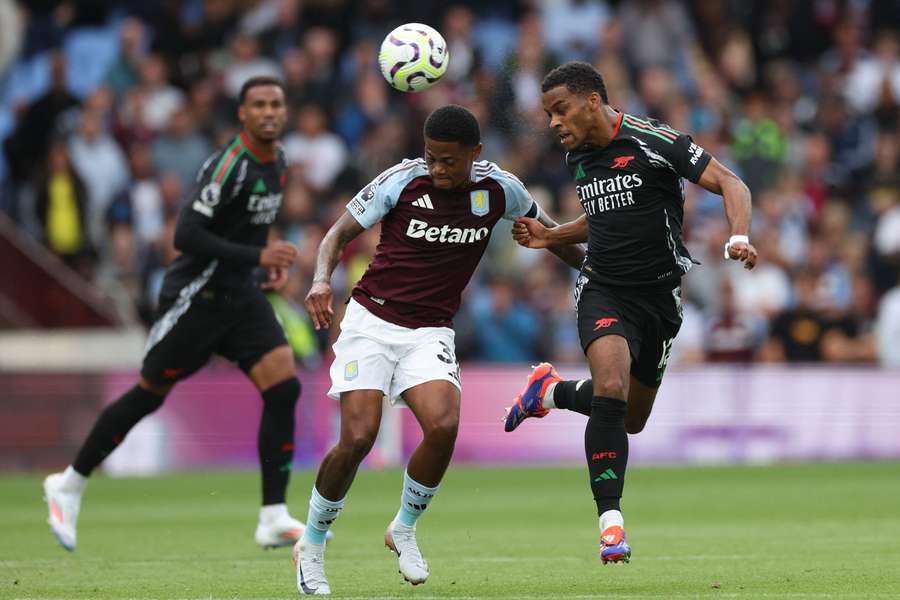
[
  {"xmin": 506, "ymin": 62, "xmax": 759, "ymax": 564},
  {"xmin": 42, "ymin": 76, "xmax": 312, "ymax": 552}
]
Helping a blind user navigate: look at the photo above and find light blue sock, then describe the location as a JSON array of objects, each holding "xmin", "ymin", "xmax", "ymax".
[
  {"xmin": 396, "ymin": 470, "xmax": 439, "ymax": 527},
  {"xmin": 301, "ymin": 487, "xmax": 344, "ymax": 545}
]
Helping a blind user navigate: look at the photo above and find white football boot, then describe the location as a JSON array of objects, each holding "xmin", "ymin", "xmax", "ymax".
[
  {"xmin": 293, "ymin": 539, "xmax": 331, "ymax": 595},
  {"xmin": 255, "ymin": 504, "xmax": 334, "ymax": 549},
  {"xmin": 255, "ymin": 504, "xmax": 305, "ymax": 548},
  {"xmin": 43, "ymin": 471, "xmax": 84, "ymax": 551},
  {"xmin": 384, "ymin": 519, "xmax": 429, "ymax": 585}
]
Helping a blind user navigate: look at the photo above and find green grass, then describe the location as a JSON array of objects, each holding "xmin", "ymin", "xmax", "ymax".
[{"xmin": 2, "ymin": 463, "xmax": 900, "ymax": 599}]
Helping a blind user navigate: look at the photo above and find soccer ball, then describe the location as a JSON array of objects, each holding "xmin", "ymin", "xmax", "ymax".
[{"xmin": 378, "ymin": 23, "xmax": 449, "ymax": 92}]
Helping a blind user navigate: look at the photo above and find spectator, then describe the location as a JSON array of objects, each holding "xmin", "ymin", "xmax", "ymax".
[
  {"xmin": 222, "ymin": 32, "xmax": 282, "ymax": 100},
  {"xmin": 875, "ymin": 275, "xmax": 900, "ymax": 366},
  {"xmin": 470, "ymin": 274, "xmax": 540, "ymax": 363},
  {"xmin": 843, "ymin": 29, "xmax": 900, "ymax": 118},
  {"xmin": 33, "ymin": 140, "xmax": 92, "ymax": 270},
  {"xmin": 704, "ymin": 279, "xmax": 762, "ymax": 363},
  {"xmin": 1, "ymin": 3, "xmax": 900, "ymax": 369},
  {"xmin": 151, "ymin": 109, "xmax": 212, "ymax": 190},
  {"xmin": 821, "ymin": 274, "xmax": 879, "ymax": 363},
  {"xmin": 442, "ymin": 5, "xmax": 481, "ymax": 83},
  {"xmin": 135, "ymin": 54, "xmax": 185, "ymax": 132},
  {"xmin": 123, "ymin": 143, "xmax": 163, "ymax": 250},
  {"xmin": 618, "ymin": 0, "xmax": 695, "ymax": 80},
  {"xmin": 760, "ymin": 272, "xmax": 830, "ymax": 362},
  {"xmin": 541, "ymin": 0, "xmax": 610, "ymax": 62},
  {"xmin": 104, "ymin": 17, "xmax": 147, "ymax": 100},
  {"xmin": 283, "ymin": 104, "xmax": 347, "ymax": 192},
  {"xmin": 334, "ymin": 71, "xmax": 391, "ymax": 148},
  {"xmin": 68, "ymin": 109, "xmax": 130, "ymax": 247},
  {"xmin": 4, "ymin": 51, "xmax": 79, "ymax": 186},
  {"xmin": 0, "ymin": 0, "xmax": 23, "ymax": 77},
  {"xmin": 731, "ymin": 91, "xmax": 788, "ymax": 195}
]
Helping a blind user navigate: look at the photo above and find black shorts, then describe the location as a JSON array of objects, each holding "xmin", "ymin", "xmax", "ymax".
[
  {"xmin": 141, "ymin": 288, "xmax": 287, "ymax": 385},
  {"xmin": 575, "ymin": 276, "xmax": 683, "ymax": 388}
]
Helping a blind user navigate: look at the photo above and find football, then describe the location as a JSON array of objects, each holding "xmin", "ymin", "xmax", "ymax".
[{"xmin": 378, "ymin": 23, "xmax": 449, "ymax": 92}]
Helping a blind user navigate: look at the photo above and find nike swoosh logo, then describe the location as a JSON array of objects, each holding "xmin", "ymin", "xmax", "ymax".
[{"xmin": 298, "ymin": 563, "xmax": 317, "ymax": 594}]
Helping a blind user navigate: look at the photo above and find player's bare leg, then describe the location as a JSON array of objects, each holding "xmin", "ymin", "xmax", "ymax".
[
  {"xmin": 624, "ymin": 377, "xmax": 658, "ymax": 435},
  {"xmin": 295, "ymin": 389, "xmax": 383, "ymax": 595},
  {"xmin": 384, "ymin": 380, "xmax": 460, "ymax": 585},
  {"xmin": 585, "ymin": 335, "xmax": 632, "ymax": 564},
  {"xmin": 315, "ymin": 390, "xmax": 384, "ymax": 499},
  {"xmin": 402, "ymin": 380, "xmax": 460, "ymax": 486},
  {"xmin": 248, "ymin": 345, "xmax": 307, "ymax": 548}
]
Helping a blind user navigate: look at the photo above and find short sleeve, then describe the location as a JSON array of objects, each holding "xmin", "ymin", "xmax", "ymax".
[
  {"xmin": 488, "ymin": 165, "xmax": 539, "ymax": 220},
  {"xmin": 648, "ymin": 132, "xmax": 712, "ymax": 183},
  {"xmin": 346, "ymin": 159, "xmax": 425, "ymax": 228},
  {"xmin": 667, "ymin": 133, "xmax": 712, "ymax": 183},
  {"xmin": 624, "ymin": 115, "xmax": 712, "ymax": 183}
]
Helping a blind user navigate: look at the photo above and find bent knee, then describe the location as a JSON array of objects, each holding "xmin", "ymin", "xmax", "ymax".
[
  {"xmin": 423, "ymin": 419, "xmax": 459, "ymax": 447},
  {"xmin": 264, "ymin": 377, "xmax": 301, "ymax": 405},
  {"xmin": 139, "ymin": 377, "xmax": 173, "ymax": 397},
  {"xmin": 341, "ymin": 431, "xmax": 378, "ymax": 459},
  {"xmin": 625, "ymin": 417, "xmax": 647, "ymax": 434},
  {"xmin": 594, "ymin": 378, "xmax": 628, "ymax": 400}
]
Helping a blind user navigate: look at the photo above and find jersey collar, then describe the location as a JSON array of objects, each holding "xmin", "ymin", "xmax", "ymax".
[
  {"xmin": 610, "ymin": 110, "xmax": 624, "ymax": 140},
  {"xmin": 239, "ymin": 131, "xmax": 278, "ymax": 163}
]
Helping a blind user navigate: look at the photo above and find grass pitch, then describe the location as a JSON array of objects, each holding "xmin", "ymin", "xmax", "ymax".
[{"xmin": 2, "ymin": 462, "xmax": 899, "ymax": 599}]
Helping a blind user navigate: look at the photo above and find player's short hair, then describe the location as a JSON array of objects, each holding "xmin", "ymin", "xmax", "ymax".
[
  {"xmin": 239, "ymin": 76, "xmax": 285, "ymax": 105},
  {"xmin": 541, "ymin": 62, "xmax": 608, "ymax": 104},
  {"xmin": 424, "ymin": 104, "xmax": 481, "ymax": 147}
]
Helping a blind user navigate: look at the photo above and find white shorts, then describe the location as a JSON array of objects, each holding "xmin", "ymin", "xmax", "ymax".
[{"xmin": 327, "ymin": 299, "xmax": 461, "ymax": 405}]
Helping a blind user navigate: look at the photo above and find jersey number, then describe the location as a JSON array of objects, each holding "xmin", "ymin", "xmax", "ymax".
[{"xmin": 436, "ymin": 341, "xmax": 460, "ymax": 383}]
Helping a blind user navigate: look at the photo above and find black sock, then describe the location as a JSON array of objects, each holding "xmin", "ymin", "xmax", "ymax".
[
  {"xmin": 259, "ymin": 377, "xmax": 301, "ymax": 505},
  {"xmin": 585, "ymin": 396, "xmax": 628, "ymax": 516},
  {"xmin": 72, "ymin": 385, "xmax": 166, "ymax": 476},
  {"xmin": 553, "ymin": 379, "xmax": 594, "ymax": 416}
]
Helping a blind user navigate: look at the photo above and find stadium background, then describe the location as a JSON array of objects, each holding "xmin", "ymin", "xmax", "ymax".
[
  {"xmin": 2, "ymin": 2, "xmax": 900, "ymax": 599},
  {"xmin": 2, "ymin": 0, "xmax": 900, "ymax": 470}
]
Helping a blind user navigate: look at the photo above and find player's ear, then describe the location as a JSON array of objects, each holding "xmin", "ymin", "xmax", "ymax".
[
  {"xmin": 471, "ymin": 143, "xmax": 482, "ymax": 162},
  {"xmin": 588, "ymin": 92, "xmax": 602, "ymax": 111},
  {"xmin": 238, "ymin": 103, "xmax": 246, "ymax": 126}
]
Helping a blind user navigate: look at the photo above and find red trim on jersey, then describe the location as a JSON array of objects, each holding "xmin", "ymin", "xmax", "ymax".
[
  {"xmin": 239, "ymin": 131, "xmax": 277, "ymax": 163},
  {"xmin": 611, "ymin": 111, "xmax": 624, "ymax": 139},
  {"xmin": 623, "ymin": 116, "xmax": 678, "ymax": 140},
  {"xmin": 214, "ymin": 142, "xmax": 244, "ymax": 184}
]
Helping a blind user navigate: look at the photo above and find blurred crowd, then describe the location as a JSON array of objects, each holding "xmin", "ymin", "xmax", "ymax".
[{"xmin": 2, "ymin": 0, "xmax": 900, "ymax": 368}]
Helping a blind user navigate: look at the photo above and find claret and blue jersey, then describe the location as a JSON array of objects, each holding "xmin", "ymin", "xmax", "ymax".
[{"xmin": 346, "ymin": 158, "xmax": 539, "ymax": 328}]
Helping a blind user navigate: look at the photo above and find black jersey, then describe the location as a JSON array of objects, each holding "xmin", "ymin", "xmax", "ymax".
[
  {"xmin": 567, "ymin": 112, "xmax": 712, "ymax": 288},
  {"xmin": 160, "ymin": 132, "xmax": 286, "ymax": 302}
]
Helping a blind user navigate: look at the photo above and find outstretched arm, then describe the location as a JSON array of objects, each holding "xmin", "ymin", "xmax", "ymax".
[
  {"xmin": 513, "ymin": 213, "xmax": 588, "ymax": 248},
  {"xmin": 696, "ymin": 158, "xmax": 758, "ymax": 270},
  {"xmin": 304, "ymin": 212, "xmax": 366, "ymax": 330},
  {"xmin": 532, "ymin": 211, "xmax": 585, "ymax": 270}
]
